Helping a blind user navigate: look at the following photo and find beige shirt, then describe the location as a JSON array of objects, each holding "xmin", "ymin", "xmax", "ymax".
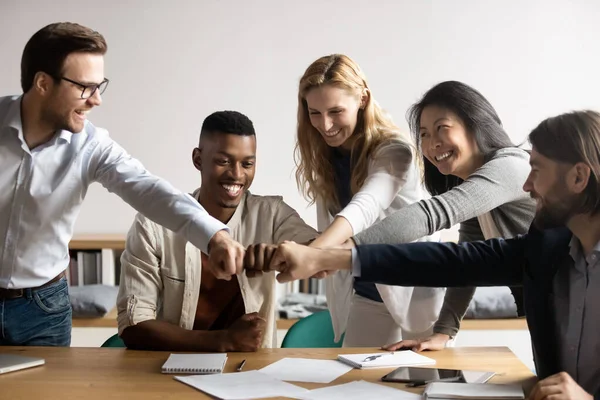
[{"xmin": 116, "ymin": 190, "xmax": 317, "ymax": 348}]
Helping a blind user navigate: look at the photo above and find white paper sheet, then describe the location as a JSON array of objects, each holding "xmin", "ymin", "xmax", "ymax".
[
  {"xmin": 175, "ymin": 370, "xmax": 309, "ymax": 399},
  {"xmin": 301, "ymin": 380, "xmax": 423, "ymax": 400},
  {"xmin": 259, "ymin": 357, "xmax": 354, "ymax": 383}
]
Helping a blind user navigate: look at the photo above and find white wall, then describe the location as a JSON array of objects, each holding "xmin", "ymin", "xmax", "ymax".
[{"xmin": 2, "ymin": 0, "xmax": 600, "ymax": 234}]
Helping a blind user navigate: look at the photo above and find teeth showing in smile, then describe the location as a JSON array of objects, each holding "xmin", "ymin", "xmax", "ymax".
[
  {"xmin": 324, "ymin": 129, "xmax": 341, "ymax": 137},
  {"xmin": 435, "ymin": 151, "xmax": 452, "ymax": 162},
  {"xmin": 222, "ymin": 184, "xmax": 242, "ymax": 196}
]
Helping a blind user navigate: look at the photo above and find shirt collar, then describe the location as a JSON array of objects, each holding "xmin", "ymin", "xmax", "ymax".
[
  {"xmin": 2, "ymin": 95, "xmax": 24, "ymax": 138},
  {"xmin": 57, "ymin": 129, "xmax": 73, "ymax": 144},
  {"xmin": 569, "ymin": 235, "xmax": 580, "ymax": 260},
  {"xmin": 569, "ymin": 235, "xmax": 600, "ymax": 269}
]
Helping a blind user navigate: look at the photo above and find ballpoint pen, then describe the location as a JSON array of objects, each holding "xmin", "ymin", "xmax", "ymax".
[
  {"xmin": 236, "ymin": 359, "xmax": 246, "ymax": 372},
  {"xmin": 361, "ymin": 352, "xmax": 395, "ymax": 363}
]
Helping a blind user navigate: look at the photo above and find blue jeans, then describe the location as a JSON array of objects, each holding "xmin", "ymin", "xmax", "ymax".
[{"xmin": 0, "ymin": 278, "xmax": 72, "ymax": 346}]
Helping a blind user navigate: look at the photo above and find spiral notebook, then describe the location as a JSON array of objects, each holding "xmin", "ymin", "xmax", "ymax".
[{"xmin": 161, "ymin": 353, "xmax": 228, "ymax": 374}]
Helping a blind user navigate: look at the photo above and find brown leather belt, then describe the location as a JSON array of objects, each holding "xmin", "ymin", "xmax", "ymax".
[{"xmin": 0, "ymin": 272, "xmax": 67, "ymax": 300}]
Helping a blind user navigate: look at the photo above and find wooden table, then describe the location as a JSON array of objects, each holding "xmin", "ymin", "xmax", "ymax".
[{"xmin": 0, "ymin": 346, "xmax": 536, "ymax": 400}]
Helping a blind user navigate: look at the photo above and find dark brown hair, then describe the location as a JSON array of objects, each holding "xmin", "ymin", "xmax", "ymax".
[
  {"xmin": 21, "ymin": 22, "xmax": 107, "ymax": 92},
  {"xmin": 407, "ymin": 81, "xmax": 515, "ymax": 196},
  {"xmin": 529, "ymin": 110, "xmax": 600, "ymax": 215}
]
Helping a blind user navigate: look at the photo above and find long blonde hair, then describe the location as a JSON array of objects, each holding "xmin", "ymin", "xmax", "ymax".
[{"xmin": 295, "ymin": 54, "xmax": 409, "ymax": 211}]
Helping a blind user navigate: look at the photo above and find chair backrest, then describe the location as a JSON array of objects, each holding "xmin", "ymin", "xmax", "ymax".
[
  {"xmin": 101, "ymin": 333, "xmax": 126, "ymax": 348},
  {"xmin": 281, "ymin": 310, "xmax": 344, "ymax": 348}
]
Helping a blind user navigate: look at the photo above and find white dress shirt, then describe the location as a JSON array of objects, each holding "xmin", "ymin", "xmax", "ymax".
[{"xmin": 0, "ymin": 95, "xmax": 227, "ymax": 289}]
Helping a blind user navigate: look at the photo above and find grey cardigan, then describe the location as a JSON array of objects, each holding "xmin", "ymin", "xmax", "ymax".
[{"xmin": 352, "ymin": 147, "xmax": 536, "ymax": 336}]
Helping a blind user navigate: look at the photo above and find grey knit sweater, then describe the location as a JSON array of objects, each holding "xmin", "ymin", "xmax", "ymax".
[{"xmin": 352, "ymin": 147, "xmax": 536, "ymax": 336}]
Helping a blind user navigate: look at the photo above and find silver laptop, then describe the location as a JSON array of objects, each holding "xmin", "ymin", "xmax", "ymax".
[{"xmin": 0, "ymin": 354, "xmax": 45, "ymax": 374}]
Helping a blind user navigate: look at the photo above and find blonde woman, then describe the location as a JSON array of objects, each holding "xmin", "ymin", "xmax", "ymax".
[{"xmin": 295, "ymin": 54, "xmax": 444, "ymax": 346}]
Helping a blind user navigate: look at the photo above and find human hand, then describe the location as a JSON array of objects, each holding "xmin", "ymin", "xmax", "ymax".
[
  {"xmin": 222, "ymin": 312, "xmax": 266, "ymax": 352},
  {"xmin": 206, "ymin": 230, "xmax": 245, "ymax": 280},
  {"xmin": 305, "ymin": 239, "xmax": 355, "ymax": 279},
  {"xmin": 528, "ymin": 372, "xmax": 592, "ymax": 400},
  {"xmin": 244, "ymin": 243, "xmax": 277, "ymax": 278},
  {"xmin": 269, "ymin": 241, "xmax": 322, "ymax": 282},
  {"xmin": 382, "ymin": 333, "xmax": 451, "ymax": 352},
  {"xmin": 270, "ymin": 241, "xmax": 352, "ymax": 283}
]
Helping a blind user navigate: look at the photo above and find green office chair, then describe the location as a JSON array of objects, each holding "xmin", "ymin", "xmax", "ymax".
[
  {"xmin": 101, "ymin": 333, "xmax": 126, "ymax": 348},
  {"xmin": 281, "ymin": 310, "xmax": 344, "ymax": 348}
]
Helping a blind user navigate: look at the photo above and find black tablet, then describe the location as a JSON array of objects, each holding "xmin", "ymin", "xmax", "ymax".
[
  {"xmin": 381, "ymin": 366, "xmax": 462, "ymax": 384},
  {"xmin": 381, "ymin": 366, "xmax": 495, "ymax": 385}
]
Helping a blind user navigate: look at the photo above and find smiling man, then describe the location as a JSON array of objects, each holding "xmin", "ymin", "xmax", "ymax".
[
  {"xmin": 117, "ymin": 111, "xmax": 317, "ymax": 352},
  {"xmin": 0, "ymin": 23, "xmax": 245, "ymax": 347}
]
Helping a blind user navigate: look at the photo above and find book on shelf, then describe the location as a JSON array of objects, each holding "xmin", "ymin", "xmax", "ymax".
[{"xmin": 67, "ymin": 248, "xmax": 122, "ymax": 287}]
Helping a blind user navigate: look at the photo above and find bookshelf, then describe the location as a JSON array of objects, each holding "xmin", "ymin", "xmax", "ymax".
[{"xmin": 67, "ymin": 234, "xmax": 126, "ymax": 287}]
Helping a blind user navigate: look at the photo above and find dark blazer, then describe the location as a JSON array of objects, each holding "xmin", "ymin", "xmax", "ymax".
[{"xmin": 356, "ymin": 226, "xmax": 597, "ymax": 397}]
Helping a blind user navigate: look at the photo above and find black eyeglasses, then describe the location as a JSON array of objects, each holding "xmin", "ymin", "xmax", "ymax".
[{"xmin": 60, "ymin": 76, "xmax": 109, "ymax": 99}]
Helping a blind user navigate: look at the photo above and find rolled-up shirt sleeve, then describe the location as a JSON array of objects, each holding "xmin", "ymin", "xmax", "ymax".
[
  {"xmin": 116, "ymin": 213, "xmax": 162, "ymax": 335},
  {"xmin": 272, "ymin": 198, "xmax": 319, "ymax": 244}
]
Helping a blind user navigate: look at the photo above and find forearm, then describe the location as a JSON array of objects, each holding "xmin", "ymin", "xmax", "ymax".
[
  {"xmin": 354, "ymin": 151, "xmax": 532, "ymax": 246},
  {"xmin": 311, "ymin": 216, "xmax": 353, "ymax": 248},
  {"xmin": 120, "ymin": 320, "xmax": 226, "ymax": 352},
  {"xmin": 120, "ymin": 181, "xmax": 226, "ymax": 254},
  {"xmin": 92, "ymin": 142, "xmax": 226, "ymax": 253},
  {"xmin": 433, "ymin": 287, "xmax": 477, "ymax": 337},
  {"xmin": 356, "ymin": 239, "xmax": 524, "ymax": 288},
  {"xmin": 353, "ymin": 204, "xmax": 432, "ymax": 245}
]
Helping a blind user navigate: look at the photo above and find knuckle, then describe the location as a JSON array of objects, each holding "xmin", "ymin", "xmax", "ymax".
[{"xmin": 558, "ymin": 372, "xmax": 569, "ymax": 382}]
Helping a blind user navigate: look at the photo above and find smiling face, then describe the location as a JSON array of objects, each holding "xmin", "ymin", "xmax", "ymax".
[
  {"xmin": 195, "ymin": 133, "xmax": 256, "ymax": 211},
  {"xmin": 523, "ymin": 148, "xmax": 580, "ymax": 229},
  {"xmin": 39, "ymin": 52, "xmax": 105, "ymax": 133},
  {"xmin": 304, "ymin": 84, "xmax": 365, "ymax": 150},
  {"xmin": 418, "ymin": 105, "xmax": 482, "ymax": 179}
]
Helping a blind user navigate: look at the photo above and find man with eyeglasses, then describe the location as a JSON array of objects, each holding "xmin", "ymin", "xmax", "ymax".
[{"xmin": 0, "ymin": 22, "xmax": 245, "ymax": 346}]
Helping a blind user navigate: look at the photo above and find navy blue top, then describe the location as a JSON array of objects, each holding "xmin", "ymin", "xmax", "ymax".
[{"xmin": 330, "ymin": 148, "xmax": 383, "ymax": 302}]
